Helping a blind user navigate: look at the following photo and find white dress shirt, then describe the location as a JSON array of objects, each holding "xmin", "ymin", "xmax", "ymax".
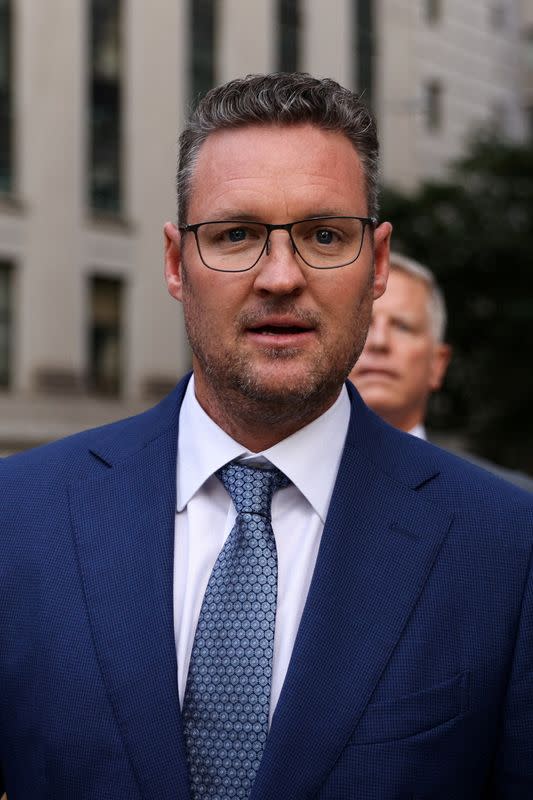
[
  {"xmin": 409, "ymin": 424, "xmax": 426, "ymax": 440},
  {"xmin": 173, "ymin": 376, "xmax": 351, "ymax": 721}
]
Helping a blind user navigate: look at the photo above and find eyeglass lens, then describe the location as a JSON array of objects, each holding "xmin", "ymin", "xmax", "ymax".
[{"xmin": 195, "ymin": 218, "xmax": 366, "ymax": 271}]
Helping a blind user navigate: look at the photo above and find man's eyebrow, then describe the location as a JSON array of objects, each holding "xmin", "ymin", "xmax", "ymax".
[
  {"xmin": 203, "ymin": 210, "xmax": 264, "ymax": 222},
  {"xmin": 390, "ymin": 312, "xmax": 424, "ymax": 329},
  {"xmin": 196, "ymin": 208, "xmax": 360, "ymax": 222}
]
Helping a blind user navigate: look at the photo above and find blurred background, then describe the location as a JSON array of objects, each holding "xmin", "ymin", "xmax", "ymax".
[{"xmin": 0, "ymin": 0, "xmax": 531, "ymax": 473}]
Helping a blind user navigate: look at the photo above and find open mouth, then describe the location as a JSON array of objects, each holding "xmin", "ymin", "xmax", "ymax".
[
  {"xmin": 250, "ymin": 324, "xmax": 311, "ymax": 335},
  {"xmin": 242, "ymin": 310, "xmax": 319, "ymax": 343}
]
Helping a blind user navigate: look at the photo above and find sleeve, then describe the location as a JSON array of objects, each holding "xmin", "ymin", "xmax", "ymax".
[{"xmin": 490, "ymin": 540, "xmax": 533, "ymax": 797}]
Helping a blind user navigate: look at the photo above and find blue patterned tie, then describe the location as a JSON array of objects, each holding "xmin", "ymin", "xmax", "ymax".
[{"xmin": 183, "ymin": 461, "xmax": 290, "ymax": 800}]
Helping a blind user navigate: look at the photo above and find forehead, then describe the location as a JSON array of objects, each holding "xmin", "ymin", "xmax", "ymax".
[
  {"xmin": 376, "ymin": 270, "xmax": 432, "ymax": 319},
  {"xmin": 187, "ymin": 123, "xmax": 367, "ymax": 220}
]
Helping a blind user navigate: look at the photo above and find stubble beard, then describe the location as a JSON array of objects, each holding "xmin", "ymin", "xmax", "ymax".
[{"xmin": 181, "ymin": 263, "xmax": 374, "ymax": 431}]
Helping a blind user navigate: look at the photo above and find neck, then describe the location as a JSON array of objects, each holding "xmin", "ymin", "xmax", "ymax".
[
  {"xmin": 193, "ymin": 372, "xmax": 343, "ymax": 451},
  {"xmin": 379, "ymin": 407, "xmax": 425, "ymax": 434}
]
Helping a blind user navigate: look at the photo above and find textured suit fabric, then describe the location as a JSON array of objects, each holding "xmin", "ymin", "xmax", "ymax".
[{"xmin": 1, "ymin": 374, "xmax": 532, "ymax": 799}]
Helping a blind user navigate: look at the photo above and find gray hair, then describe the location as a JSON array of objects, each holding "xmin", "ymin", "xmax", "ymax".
[
  {"xmin": 177, "ymin": 72, "xmax": 380, "ymax": 225},
  {"xmin": 389, "ymin": 252, "xmax": 447, "ymax": 342}
]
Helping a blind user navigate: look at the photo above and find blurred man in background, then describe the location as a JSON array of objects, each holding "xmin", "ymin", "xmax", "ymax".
[
  {"xmin": 349, "ymin": 253, "xmax": 450, "ymax": 438},
  {"xmin": 350, "ymin": 253, "xmax": 533, "ymax": 490}
]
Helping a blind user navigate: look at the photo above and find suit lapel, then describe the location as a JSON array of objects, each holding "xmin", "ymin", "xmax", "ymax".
[
  {"xmin": 68, "ymin": 377, "xmax": 452, "ymax": 800},
  {"xmin": 68, "ymin": 381, "xmax": 191, "ymax": 800},
  {"xmin": 252, "ymin": 393, "xmax": 453, "ymax": 799}
]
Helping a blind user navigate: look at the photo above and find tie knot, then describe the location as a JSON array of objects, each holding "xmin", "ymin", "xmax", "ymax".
[{"xmin": 216, "ymin": 462, "xmax": 290, "ymax": 517}]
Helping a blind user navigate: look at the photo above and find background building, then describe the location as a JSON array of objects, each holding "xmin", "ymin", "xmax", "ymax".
[
  {"xmin": 378, "ymin": 0, "xmax": 530, "ymax": 188},
  {"xmin": 0, "ymin": 0, "xmax": 531, "ymax": 454}
]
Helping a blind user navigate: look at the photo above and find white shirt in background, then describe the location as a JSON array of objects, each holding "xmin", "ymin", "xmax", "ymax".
[{"xmin": 409, "ymin": 424, "xmax": 426, "ymax": 440}]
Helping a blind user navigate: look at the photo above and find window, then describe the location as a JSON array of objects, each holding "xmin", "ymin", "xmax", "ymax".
[
  {"xmin": 0, "ymin": 0, "xmax": 13, "ymax": 194},
  {"xmin": 489, "ymin": 3, "xmax": 506, "ymax": 30},
  {"xmin": 88, "ymin": 276, "xmax": 123, "ymax": 395},
  {"xmin": 524, "ymin": 26, "xmax": 533, "ymax": 68},
  {"xmin": 90, "ymin": 0, "xmax": 122, "ymax": 214},
  {"xmin": 526, "ymin": 105, "xmax": 533, "ymax": 141},
  {"xmin": 0, "ymin": 262, "xmax": 12, "ymax": 387},
  {"xmin": 424, "ymin": 79, "xmax": 443, "ymax": 132},
  {"xmin": 278, "ymin": 0, "xmax": 300, "ymax": 72},
  {"xmin": 490, "ymin": 101, "xmax": 505, "ymax": 136},
  {"xmin": 355, "ymin": 0, "xmax": 375, "ymax": 108},
  {"xmin": 425, "ymin": 0, "xmax": 442, "ymax": 25},
  {"xmin": 190, "ymin": 0, "xmax": 216, "ymax": 103}
]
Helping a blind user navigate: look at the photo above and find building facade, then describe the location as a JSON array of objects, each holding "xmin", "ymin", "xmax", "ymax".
[
  {"xmin": 378, "ymin": 0, "xmax": 530, "ymax": 188},
  {"xmin": 0, "ymin": 0, "xmax": 530, "ymax": 453}
]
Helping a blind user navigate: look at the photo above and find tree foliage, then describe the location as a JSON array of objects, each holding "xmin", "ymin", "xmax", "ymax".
[{"xmin": 381, "ymin": 134, "xmax": 533, "ymax": 473}]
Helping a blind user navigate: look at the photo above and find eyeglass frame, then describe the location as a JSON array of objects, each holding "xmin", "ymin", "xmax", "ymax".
[{"xmin": 178, "ymin": 215, "xmax": 378, "ymax": 273}]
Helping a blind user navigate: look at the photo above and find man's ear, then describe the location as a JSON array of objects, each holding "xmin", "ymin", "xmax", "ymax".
[
  {"xmin": 164, "ymin": 221, "xmax": 184, "ymax": 302},
  {"xmin": 372, "ymin": 221, "xmax": 392, "ymax": 300},
  {"xmin": 430, "ymin": 342, "xmax": 452, "ymax": 391}
]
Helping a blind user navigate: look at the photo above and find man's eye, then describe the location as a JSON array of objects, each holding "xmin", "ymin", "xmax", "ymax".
[
  {"xmin": 394, "ymin": 320, "xmax": 414, "ymax": 333},
  {"xmin": 314, "ymin": 228, "xmax": 335, "ymax": 245},
  {"xmin": 225, "ymin": 228, "xmax": 248, "ymax": 242}
]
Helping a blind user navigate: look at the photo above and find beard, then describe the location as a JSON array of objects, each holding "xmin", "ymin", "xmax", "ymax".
[{"xmin": 180, "ymin": 260, "xmax": 374, "ymax": 430}]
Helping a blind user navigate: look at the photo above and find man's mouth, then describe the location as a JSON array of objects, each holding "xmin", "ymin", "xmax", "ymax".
[
  {"xmin": 243, "ymin": 316, "xmax": 317, "ymax": 347},
  {"xmin": 244, "ymin": 312, "xmax": 317, "ymax": 334},
  {"xmin": 249, "ymin": 323, "xmax": 312, "ymax": 335},
  {"xmin": 355, "ymin": 367, "xmax": 398, "ymax": 379}
]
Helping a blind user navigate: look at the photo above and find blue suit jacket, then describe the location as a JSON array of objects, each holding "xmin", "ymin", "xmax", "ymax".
[{"xmin": 1, "ymin": 376, "xmax": 532, "ymax": 799}]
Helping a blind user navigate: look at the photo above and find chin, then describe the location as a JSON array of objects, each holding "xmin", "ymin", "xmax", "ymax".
[
  {"xmin": 240, "ymin": 370, "xmax": 314, "ymax": 401},
  {"xmin": 237, "ymin": 360, "xmax": 342, "ymax": 406},
  {"xmin": 359, "ymin": 391, "xmax": 397, "ymax": 414}
]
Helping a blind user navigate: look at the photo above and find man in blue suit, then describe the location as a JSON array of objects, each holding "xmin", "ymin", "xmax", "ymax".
[{"xmin": 1, "ymin": 73, "xmax": 532, "ymax": 799}]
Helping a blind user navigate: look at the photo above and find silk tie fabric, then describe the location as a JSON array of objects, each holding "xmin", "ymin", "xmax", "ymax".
[{"xmin": 183, "ymin": 461, "xmax": 290, "ymax": 800}]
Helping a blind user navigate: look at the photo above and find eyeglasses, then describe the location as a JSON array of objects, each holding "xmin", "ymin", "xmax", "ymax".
[{"xmin": 179, "ymin": 215, "xmax": 376, "ymax": 272}]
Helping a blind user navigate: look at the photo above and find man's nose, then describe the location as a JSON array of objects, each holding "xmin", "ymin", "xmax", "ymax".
[
  {"xmin": 252, "ymin": 230, "xmax": 307, "ymax": 295},
  {"xmin": 365, "ymin": 316, "xmax": 390, "ymax": 350}
]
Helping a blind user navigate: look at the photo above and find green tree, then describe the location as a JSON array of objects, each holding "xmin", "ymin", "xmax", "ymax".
[{"xmin": 381, "ymin": 134, "xmax": 533, "ymax": 474}]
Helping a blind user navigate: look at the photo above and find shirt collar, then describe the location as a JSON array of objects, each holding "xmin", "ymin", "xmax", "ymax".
[
  {"xmin": 409, "ymin": 423, "xmax": 427, "ymax": 440},
  {"xmin": 177, "ymin": 375, "xmax": 351, "ymax": 523}
]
